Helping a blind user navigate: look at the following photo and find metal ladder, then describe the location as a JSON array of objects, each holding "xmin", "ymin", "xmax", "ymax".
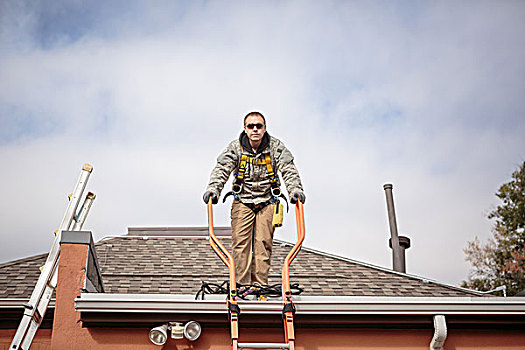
[
  {"xmin": 207, "ymin": 199, "xmax": 306, "ymax": 350},
  {"xmin": 10, "ymin": 164, "xmax": 96, "ymax": 350}
]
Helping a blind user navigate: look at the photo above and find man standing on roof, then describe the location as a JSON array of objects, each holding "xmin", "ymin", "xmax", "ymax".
[{"xmin": 203, "ymin": 111, "xmax": 305, "ymax": 286}]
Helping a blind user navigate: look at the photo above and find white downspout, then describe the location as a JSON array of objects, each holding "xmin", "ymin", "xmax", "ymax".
[{"xmin": 430, "ymin": 315, "xmax": 447, "ymax": 350}]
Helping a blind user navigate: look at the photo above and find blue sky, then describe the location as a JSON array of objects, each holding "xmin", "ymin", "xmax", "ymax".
[{"xmin": 1, "ymin": 0, "xmax": 525, "ymax": 287}]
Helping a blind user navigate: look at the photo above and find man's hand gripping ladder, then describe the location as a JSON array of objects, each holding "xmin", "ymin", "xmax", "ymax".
[{"xmin": 207, "ymin": 198, "xmax": 306, "ymax": 350}]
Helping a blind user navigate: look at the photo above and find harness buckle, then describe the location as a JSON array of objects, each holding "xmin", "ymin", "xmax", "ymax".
[
  {"xmin": 232, "ymin": 183, "xmax": 242, "ymax": 194},
  {"xmin": 271, "ymin": 187, "xmax": 281, "ymax": 197}
]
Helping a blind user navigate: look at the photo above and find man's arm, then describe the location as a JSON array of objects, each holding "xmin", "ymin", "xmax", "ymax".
[
  {"xmin": 273, "ymin": 141, "xmax": 305, "ymax": 202},
  {"xmin": 204, "ymin": 141, "xmax": 238, "ymax": 202}
]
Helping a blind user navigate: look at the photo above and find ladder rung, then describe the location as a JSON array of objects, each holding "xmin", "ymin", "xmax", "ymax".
[{"xmin": 238, "ymin": 342, "xmax": 290, "ymax": 349}]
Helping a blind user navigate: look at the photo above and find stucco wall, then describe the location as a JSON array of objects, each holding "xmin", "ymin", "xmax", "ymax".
[
  {"xmin": 2, "ymin": 327, "xmax": 525, "ymax": 349},
  {"xmin": 0, "ymin": 329, "xmax": 51, "ymax": 350}
]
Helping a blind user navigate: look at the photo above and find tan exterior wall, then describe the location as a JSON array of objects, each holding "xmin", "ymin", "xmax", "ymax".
[
  {"xmin": 0, "ymin": 329, "xmax": 51, "ymax": 350},
  {"xmin": 446, "ymin": 330, "xmax": 525, "ymax": 350},
  {"xmin": 2, "ymin": 327, "xmax": 525, "ymax": 349}
]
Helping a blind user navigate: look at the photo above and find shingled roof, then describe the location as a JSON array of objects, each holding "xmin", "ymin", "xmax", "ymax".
[{"xmin": 0, "ymin": 227, "xmax": 480, "ymax": 299}]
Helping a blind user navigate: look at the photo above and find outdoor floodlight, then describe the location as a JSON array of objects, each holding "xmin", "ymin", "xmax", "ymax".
[
  {"xmin": 184, "ymin": 320, "xmax": 202, "ymax": 341},
  {"xmin": 149, "ymin": 324, "xmax": 168, "ymax": 345},
  {"xmin": 149, "ymin": 321, "xmax": 202, "ymax": 345}
]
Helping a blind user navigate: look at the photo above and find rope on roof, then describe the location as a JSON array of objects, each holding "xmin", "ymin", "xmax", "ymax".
[{"xmin": 195, "ymin": 281, "xmax": 303, "ymax": 300}]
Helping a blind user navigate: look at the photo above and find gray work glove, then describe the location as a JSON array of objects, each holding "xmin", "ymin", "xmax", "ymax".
[
  {"xmin": 290, "ymin": 191, "xmax": 306, "ymax": 204},
  {"xmin": 203, "ymin": 191, "xmax": 218, "ymax": 204}
]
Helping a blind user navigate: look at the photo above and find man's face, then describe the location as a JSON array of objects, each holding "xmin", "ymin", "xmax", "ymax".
[{"xmin": 244, "ymin": 115, "xmax": 266, "ymax": 143}]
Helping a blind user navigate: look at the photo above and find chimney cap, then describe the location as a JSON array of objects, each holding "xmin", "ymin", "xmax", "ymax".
[{"xmin": 389, "ymin": 235, "xmax": 411, "ymax": 249}]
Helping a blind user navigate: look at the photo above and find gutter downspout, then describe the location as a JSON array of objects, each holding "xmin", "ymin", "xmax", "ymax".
[{"xmin": 430, "ymin": 315, "xmax": 447, "ymax": 350}]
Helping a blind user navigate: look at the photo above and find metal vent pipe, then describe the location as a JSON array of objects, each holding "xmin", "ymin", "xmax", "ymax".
[
  {"xmin": 389, "ymin": 236, "xmax": 411, "ymax": 273},
  {"xmin": 383, "ymin": 184, "xmax": 410, "ymax": 273}
]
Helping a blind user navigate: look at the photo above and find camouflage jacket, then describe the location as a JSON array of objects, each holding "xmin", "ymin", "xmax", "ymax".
[{"xmin": 205, "ymin": 132, "xmax": 304, "ymax": 205}]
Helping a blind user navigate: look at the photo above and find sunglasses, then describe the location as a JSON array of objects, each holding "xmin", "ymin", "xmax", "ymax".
[{"xmin": 246, "ymin": 123, "xmax": 265, "ymax": 129}]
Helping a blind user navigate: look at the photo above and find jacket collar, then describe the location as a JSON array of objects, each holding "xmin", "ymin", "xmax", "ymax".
[{"xmin": 239, "ymin": 131, "xmax": 270, "ymax": 155}]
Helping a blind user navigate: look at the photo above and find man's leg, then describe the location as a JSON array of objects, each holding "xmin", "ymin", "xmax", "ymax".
[
  {"xmin": 252, "ymin": 203, "xmax": 276, "ymax": 285},
  {"xmin": 231, "ymin": 200, "xmax": 256, "ymax": 285}
]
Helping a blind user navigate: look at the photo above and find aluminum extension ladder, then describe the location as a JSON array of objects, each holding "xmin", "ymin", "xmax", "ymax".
[
  {"xmin": 10, "ymin": 164, "xmax": 96, "ymax": 350},
  {"xmin": 207, "ymin": 199, "xmax": 306, "ymax": 350}
]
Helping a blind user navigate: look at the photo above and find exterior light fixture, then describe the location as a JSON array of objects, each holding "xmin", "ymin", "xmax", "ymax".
[
  {"xmin": 170, "ymin": 322, "xmax": 184, "ymax": 339},
  {"xmin": 149, "ymin": 324, "xmax": 168, "ymax": 345},
  {"xmin": 184, "ymin": 320, "xmax": 202, "ymax": 341},
  {"xmin": 149, "ymin": 321, "xmax": 202, "ymax": 345}
]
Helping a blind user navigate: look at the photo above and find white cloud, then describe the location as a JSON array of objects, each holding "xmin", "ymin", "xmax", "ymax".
[{"xmin": 1, "ymin": 1, "xmax": 525, "ymax": 287}]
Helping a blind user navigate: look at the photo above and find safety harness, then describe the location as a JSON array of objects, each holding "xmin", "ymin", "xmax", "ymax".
[{"xmin": 223, "ymin": 146, "xmax": 289, "ymax": 214}]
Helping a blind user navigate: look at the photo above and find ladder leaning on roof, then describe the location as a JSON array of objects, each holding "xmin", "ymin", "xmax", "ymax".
[
  {"xmin": 207, "ymin": 198, "xmax": 306, "ymax": 350},
  {"xmin": 10, "ymin": 164, "xmax": 96, "ymax": 350}
]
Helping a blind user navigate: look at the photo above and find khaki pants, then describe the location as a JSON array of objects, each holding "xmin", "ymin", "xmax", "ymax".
[{"xmin": 231, "ymin": 200, "xmax": 276, "ymax": 285}]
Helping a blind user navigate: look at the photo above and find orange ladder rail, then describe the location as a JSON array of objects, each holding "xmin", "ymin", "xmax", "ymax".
[
  {"xmin": 281, "ymin": 201, "xmax": 305, "ymax": 350},
  {"xmin": 207, "ymin": 199, "xmax": 305, "ymax": 350},
  {"xmin": 207, "ymin": 200, "xmax": 240, "ymax": 349}
]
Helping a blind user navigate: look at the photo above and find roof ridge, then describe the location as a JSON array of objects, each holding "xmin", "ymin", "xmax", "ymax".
[
  {"xmin": 0, "ymin": 252, "xmax": 48, "ymax": 269},
  {"xmin": 127, "ymin": 226, "xmax": 231, "ymax": 236},
  {"xmin": 96, "ymin": 234, "xmax": 231, "ymax": 242},
  {"xmin": 273, "ymin": 239, "xmax": 483, "ymax": 296}
]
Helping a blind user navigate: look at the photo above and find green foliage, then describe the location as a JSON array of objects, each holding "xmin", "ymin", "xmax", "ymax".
[{"xmin": 462, "ymin": 161, "xmax": 525, "ymax": 296}]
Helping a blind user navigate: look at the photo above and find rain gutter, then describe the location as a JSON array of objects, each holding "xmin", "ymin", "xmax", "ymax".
[{"xmin": 75, "ymin": 294, "xmax": 525, "ymax": 315}]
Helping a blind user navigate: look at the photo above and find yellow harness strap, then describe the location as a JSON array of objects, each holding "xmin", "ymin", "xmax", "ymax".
[
  {"xmin": 230, "ymin": 147, "xmax": 286, "ymax": 223},
  {"xmin": 264, "ymin": 153, "xmax": 277, "ymax": 184},
  {"xmin": 237, "ymin": 154, "xmax": 249, "ymax": 181},
  {"xmin": 236, "ymin": 148, "xmax": 276, "ymax": 183}
]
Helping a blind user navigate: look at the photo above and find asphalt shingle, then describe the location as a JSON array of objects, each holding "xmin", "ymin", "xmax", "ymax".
[{"xmin": 0, "ymin": 229, "xmax": 481, "ymax": 298}]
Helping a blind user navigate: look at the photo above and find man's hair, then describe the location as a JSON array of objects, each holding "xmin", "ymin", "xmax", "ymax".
[{"xmin": 244, "ymin": 111, "xmax": 266, "ymax": 126}]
